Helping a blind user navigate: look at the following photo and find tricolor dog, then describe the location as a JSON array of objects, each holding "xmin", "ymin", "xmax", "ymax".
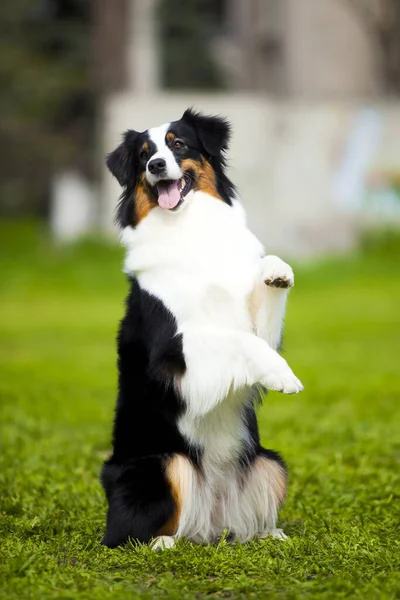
[{"xmin": 101, "ymin": 109, "xmax": 303, "ymax": 550}]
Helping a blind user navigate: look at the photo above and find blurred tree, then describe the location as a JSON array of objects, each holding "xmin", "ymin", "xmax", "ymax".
[
  {"xmin": 159, "ymin": 0, "xmax": 226, "ymax": 89},
  {"xmin": 343, "ymin": 0, "xmax": 400, "ymax": 93},
  {"xmin": 0, "ymin": 0, "xmax": 93, "ymax": 216},
  {"xmin": 92, "ymin": 0, "xmax": 127, "ymax": 94}
]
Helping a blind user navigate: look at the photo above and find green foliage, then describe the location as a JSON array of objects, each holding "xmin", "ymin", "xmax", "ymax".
[
  {"xmin": 0, "ymin": 0, "xmax": 92, "ymax": 215},
  {"xmin": 1, "ymin": 222, "xmax": 399, "ymax": 599}
]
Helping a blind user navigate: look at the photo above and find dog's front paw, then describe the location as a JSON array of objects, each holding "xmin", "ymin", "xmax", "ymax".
[
  {"xmin": 261, "ymin": 356, "xmax": 303, "ymax": 395},
  {"xmin": 262, "ymin": 255, "xmax": 294, "ymax": 289}
]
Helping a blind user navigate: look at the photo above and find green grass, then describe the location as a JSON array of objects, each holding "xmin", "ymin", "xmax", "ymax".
[{"xmin": 1, "ymin": 222, "xmax": 399, "ymax": 599}]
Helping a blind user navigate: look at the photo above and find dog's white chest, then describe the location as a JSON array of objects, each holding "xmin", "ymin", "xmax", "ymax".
[{"xmin": 123, "ymin": 193, "xmax": 264, "ymax": 330}]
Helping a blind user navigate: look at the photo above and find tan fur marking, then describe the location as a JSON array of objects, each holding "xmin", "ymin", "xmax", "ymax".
[
  {"xmin": 254, "ymin": 456, "xmax": 288, "ymax": 507},
  {"xmin": 135, "ymin": 174, "xmax": 155, "ymax": 223},
  {"xmin": 180, "ymin": 158, "xmax": 222, "ymax": 201},
  {"xmin": 157, "ymin": 454, "xmax": 192, "ymax": 536},
  {"xmin": 166, "ymin": 132, "xmax": 176, "ymax": 143},
  {"xmin": 141, "ymin": 141, "xmax": 149, "ymax": 153}
]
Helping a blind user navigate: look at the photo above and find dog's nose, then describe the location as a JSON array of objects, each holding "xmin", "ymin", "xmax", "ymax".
[{"xmin": 148, "ymin": 158, "xmax": 166, "ymax": 175}]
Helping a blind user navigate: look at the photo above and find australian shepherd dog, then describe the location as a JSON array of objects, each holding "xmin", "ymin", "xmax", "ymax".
[{"xmin": 101, "ymin": 109, "xmax": 303, "ymax": 550}]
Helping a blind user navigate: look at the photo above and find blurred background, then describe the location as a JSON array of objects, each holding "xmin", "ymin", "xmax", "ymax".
[{"xmin": 1, "ymin": 0, "xmax": 400, "ymax": 255}]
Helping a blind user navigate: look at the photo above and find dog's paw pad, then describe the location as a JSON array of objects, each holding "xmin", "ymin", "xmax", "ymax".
[
  {"xmin": 262, "ymin": 255, "xmax": 294, "ymax": 289},
  {"xmin": 264, "ymin": 277, "xmax": 292, "ymax": 289}
]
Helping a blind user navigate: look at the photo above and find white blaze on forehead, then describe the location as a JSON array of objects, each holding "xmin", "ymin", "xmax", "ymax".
[
  {"xmin": 148, "ymin": 122, "xmax": 170, "ymax": 149},
  {"xmin": 147, "ymin": 122, "xmax": 181, "ymax": 185}
]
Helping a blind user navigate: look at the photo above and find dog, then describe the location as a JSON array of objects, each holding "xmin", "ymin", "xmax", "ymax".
[{"xmin": 101, "ymin": 109, "xmax": 303, "ymax": 550}]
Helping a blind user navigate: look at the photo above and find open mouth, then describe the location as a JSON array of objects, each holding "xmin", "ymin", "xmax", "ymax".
[{"xmin": 154, "ymin": 173, "xmax": 193, "ymax": 211}]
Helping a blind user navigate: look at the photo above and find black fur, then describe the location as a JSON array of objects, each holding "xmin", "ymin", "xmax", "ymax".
[
  {"xmin": 240, "ymin": 400, "xmax": 288, "ymax": 474},
  {"xmin": 106, "ymin": 130, "xmax": 154, "ymax": 229},
  {"xmin": 101, "ymin": 456, "xmax": 176, "ymax": 548},
  {"xmin": 181, "ymin": 108, "xmax": 230, "ymax": 156},
  {"xmin": 101, "ymin": 277, "xmax": 199, "ymax": 547},
  {"xmin": 106, "ymin": 130, "xmax": 139, "ymax": 187},
  {"xmin": 180, "ymin": 108, "xmax": 236, "ymax": 205}
]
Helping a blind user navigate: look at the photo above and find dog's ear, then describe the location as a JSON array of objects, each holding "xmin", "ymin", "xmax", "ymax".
[
  {"xmin": 181, "ymin": 108, "xmax": 231, "ymax": 156},
  {"xmin": 106, "ymin": 130, "xmax": 139, "ymax": 187}
]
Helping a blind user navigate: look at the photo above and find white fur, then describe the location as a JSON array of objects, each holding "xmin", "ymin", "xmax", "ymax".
[
  {"xmin": 122, "ymin": 190, "xmax": 302, "ymax": 543},
  {"xmin": 259, "ymin": 528, "xmax": 287, "ymax": 540},
  {"xmin": 146, "ymin": 123, "xmax": 182, "ymax": 186},
  {"xmin": 254, "ymin": 255, "xmax": 294, "ymax": 350},
  {"xmin": 164, "ymin": 429, "xmax": 285, "ymax": 543},
  {"xmin": 123, "ymin": 192, "xmax": 302, "ymax": 408},
  {"xmin": 151, "ymin": 536, "xmax": 176, "ymax": 551}
]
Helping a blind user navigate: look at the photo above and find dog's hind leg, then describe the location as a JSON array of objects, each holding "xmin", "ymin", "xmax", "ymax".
[
  {"xmin": 223, "ymin": 448, "xmax": 288, "ymax": 542},
  {"xmin": 250, "ymin": 449, "xmax": 288, "ymax": 540},
  {"xmin": 258, "ymin": 527, "xmax": 287, "ymax": 540},
  {"xmin": 150, "ymin": 535, "xmax": 176, "ymax": 551},
  {"xmin": 101, "ymin": 455, "xmax": 179, "ymax": 549},
  {"xmin": 101, "ymin": 453, "xmax": 196, "ymax": 549}
]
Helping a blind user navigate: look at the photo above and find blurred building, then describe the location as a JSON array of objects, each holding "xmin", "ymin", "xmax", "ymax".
[
  {"xmin": 93, "ymin": 0, "xmax": 400, "ymax": 98},
  {"xmin": 219, "ymin": 0, "xmax": 380, "ymax": 97},
  {"xmin": 96, "ymin": 0, "xmax": 400, "ymax": 256}
]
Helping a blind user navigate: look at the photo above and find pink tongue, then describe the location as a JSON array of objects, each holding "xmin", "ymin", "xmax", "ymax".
[{"xmin": 157, "ymin": 181, "xmax": 181, "ymax": 210}]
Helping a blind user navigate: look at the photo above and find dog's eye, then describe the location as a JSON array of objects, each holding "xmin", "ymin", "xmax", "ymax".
[
  {"xmin": 139, "ymin": 150, "xmax": 148, "ymax": 161},
  {"xmin": 173, "ymin": 139, "xmax": 185, "ymax": 150}
]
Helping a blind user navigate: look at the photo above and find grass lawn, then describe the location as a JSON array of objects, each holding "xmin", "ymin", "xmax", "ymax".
[{"xmin": 0, "ymin": 222, "xmax": 399, "ymax": 599}]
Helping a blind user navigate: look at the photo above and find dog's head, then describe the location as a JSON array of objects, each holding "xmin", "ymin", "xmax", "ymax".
[{"xmin": 107, "ymin": 109, "xmax": 236, "ymax": 228}]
